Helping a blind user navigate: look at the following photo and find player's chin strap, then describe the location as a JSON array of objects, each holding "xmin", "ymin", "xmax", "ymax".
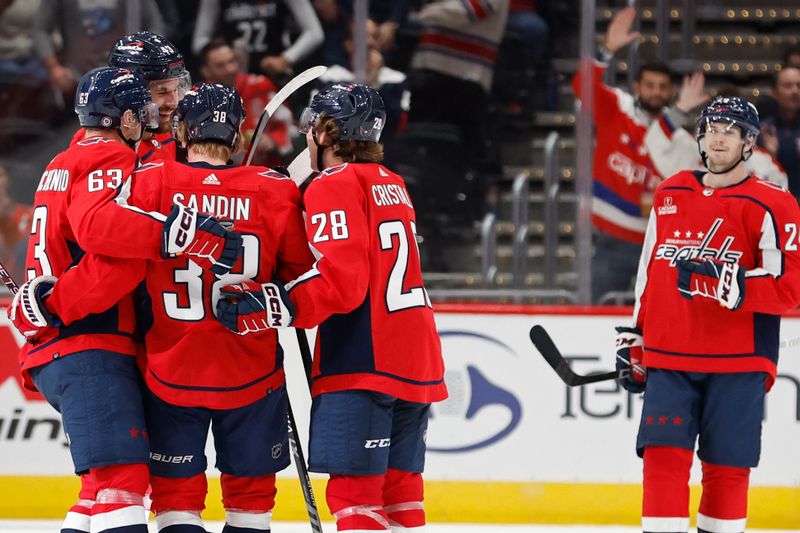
[
  {"xmin": 698, "ymin": 137, "xmax": 754, "ymax": 175},
  {"xmin": 119, "ymin": 123, "xmax": 146, "ymax": 151}
]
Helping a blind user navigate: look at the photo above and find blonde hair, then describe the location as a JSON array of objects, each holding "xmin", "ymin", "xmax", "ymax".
[
  {"xmin": 176, "ymin": 121, "xmax": 245, "ymax": 161},
  {"xmin": 316, "ymin": 116, "xmax": 384, "ymax": 163}
]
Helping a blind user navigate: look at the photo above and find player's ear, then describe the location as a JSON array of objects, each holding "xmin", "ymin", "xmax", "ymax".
[{"xmin": 121, "ymin": 109, "xmax": 137, "ymax": 128}]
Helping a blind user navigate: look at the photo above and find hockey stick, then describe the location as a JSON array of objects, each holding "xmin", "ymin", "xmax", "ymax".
[
  {"xmin": 238, "ymin": 66, "xmax": 325, "ymax": 531},
  {"xmin": 287, "ymin": 147, "xmax": 314, "ymax": 187},
  {"xmin": 243, "ymin": 65, "xmax": 327, "ymax": 166},
  {"xmin": 529, "ymin": 325, "xmax": 626, "ymax": 386},
  {"xmin": 286, "ymin": 400, "xmax": 322, "ymax": 533},
  {"xmin": 0, "ymin": 261, "xmax": 19, "ymax": 294}
]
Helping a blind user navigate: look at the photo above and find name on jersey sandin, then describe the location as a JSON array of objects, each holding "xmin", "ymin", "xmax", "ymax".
[
  {"xmin": 172, "ymin": 192, "xmax": 251, "ymax": 222},
  {"xmin": 654, "ymin": 217, "xmax": 743, "ymax": 266}
]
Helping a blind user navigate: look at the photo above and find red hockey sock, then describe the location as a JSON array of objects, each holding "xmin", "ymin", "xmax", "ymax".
[
  {"xmin": 61, "ymin": 473, "xmax": 97, "ymax": 533},
  {"xmin": 220, "ymin": 473, "xmax": 277, "ymax": 512},
  {"xmin": 90, "ymin": 463, "xmax": 149, "ymax": 533},
  {"xmin": 326, "ymin": 474, "xmax": 390, "ymax": 531},
  {"xmin": 382, "ymin": 469, "xmax": 425, "ymax": 530},
  {"xmin": 697, "ymin": 461, "xmax": 749, "ymax": 533},
  {"xmin": 150, "ymin": 473, "xmax": 208, "ymax": 514},
  {"xmin": 642, "ymin": 446, "xmax": 693, "ymax": 533}
]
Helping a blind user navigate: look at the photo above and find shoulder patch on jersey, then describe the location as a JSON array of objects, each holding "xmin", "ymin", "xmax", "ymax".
[
  {"xmin": 134, "ymin": 161, "xmax": 165, "ymax": 174},
  {"xmin": 258, "ymin": 170, "xmax": 291, "ymax": 181},
  {"xmin": 321, "ymin": 163, "xmax": 348, "ymax": 176},
  {"xmin": 77, "ymin": 137, "xmax": 113, "ymax": 146},
  {"xmin": 755, "ymin": 178, "xmax": 787, "ymax": 192}
]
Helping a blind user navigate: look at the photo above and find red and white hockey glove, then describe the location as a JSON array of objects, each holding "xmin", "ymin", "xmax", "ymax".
[
  {"xmin": 216, "ymin": 281, "xmax": 295, "ymax": 335},
  {"xmin": 676, "ymin": 258, "xmax": 745, "ymax": 310},
  {"xmin": 615, "ymin": 326, "xmax": 646, "ymax": 393},
  {"xmin": 162, "ymin": 202, "xmax": 244, "ymax": 276},
  {"xmin": 8, "ymin": 275, "xmax": 60, "ymax": 342}
]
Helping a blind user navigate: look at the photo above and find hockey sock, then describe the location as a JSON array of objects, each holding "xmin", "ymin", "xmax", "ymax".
[
  {"xmin": 221, "ymin": 473, "xmax": 277, "ymax": 533},
  {"xmin": 61, "ymin": 473, "xmax": 96, "ymax": 533},
  {"xmin": 697, "ymin": 461, "xmax": 750, "ymax": 533},
  {"xmin": 382, "ymin": 469, "xmax": 425, "ymax": 533},
  {"xmin": 327, "ymin": 474, "xmax": 390, "ymax": 532},
  {"xmin": 150, "ymin": 473, "xmax": 207, "ymax": 532},
  {"xmin": 642, "ymin": 446, "xmax": 693, "ymax": 533},
  {"xmin": 90, "ymin": 463, "xmax": 149, "ymax": 533}
]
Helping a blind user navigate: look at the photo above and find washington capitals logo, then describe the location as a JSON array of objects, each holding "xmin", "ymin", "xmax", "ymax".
[{"xmin": 655, "ymin": 218, "xmax": 743, "ymax": 266}]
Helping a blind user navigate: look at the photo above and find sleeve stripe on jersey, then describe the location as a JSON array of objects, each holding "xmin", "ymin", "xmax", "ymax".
[
  {"xmin": 114, "ymin": 176, "xmax": 167, "ymax": 222},
  {"xmin": 633, "ymin": 210, "xmax": 658, "ymax": 326},
  {"xmin": 285, "ymin": 260, "xmax": 321, "ymax": 292},
  {"xmin": 757, "ymin": 210, "xmax": 783, "ymax": 277}
]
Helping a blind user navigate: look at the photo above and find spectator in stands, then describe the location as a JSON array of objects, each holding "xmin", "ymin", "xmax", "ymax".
[
  {"xmin": 192, "ymin": 0, "xmax": 323, "ymax": 80},
  {"xmin": 573, "ymin": 7, "xmax": 674, "ymax": 303},
  {"xmin": 758, "ymin": 66, "xmax": 800, "ymax": 198},
  {"xmin": 0, "ymin": 161, "xmax": 32, "ymax": 282},
  {"xmin": 783, "ymin": 44, "xmax": 800, "ymax": 70},
  {"xmin": 0, "ymin": 0, "xmax": 45, "ymax": 81},
  {"xmin": 312, "ymin": 0, "xmax": 349, "ymax": 67},
  {"xmin": 316, "ymin": 17, "xmax": 409, "ymax": 147},
  {"xmin": 407, "ymin": 0, "xmax": 509, "ymax": 168},
  {"xmin": 199, "ymin": 38, "xmax": 297, "ymax": 167},
  {"xmin": 33, "ymin": 0, "xmax": 165, "ymax": 95}
]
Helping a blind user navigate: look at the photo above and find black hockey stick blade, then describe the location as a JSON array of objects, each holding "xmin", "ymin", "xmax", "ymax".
[{"xmin": 529, "ymin": 325, "xmax": 624, "ymax": 386}]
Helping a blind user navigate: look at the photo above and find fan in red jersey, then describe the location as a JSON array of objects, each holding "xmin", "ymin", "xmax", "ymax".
[
  {"xmin": 217, "ymin": 83, "xmax": 448, "ymax": 533},
  {"xmin": 616, "ymin": 96, "xmax": 800, "ymax": 533}
]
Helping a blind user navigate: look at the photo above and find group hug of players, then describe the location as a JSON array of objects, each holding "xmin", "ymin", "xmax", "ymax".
[
  {"xmin": 8, "ymin": 31, "xmax": 445, "ymax": 533},
  {"xmin": 8, "ymin": 29, "xmax": 800, "ymax": 533}
]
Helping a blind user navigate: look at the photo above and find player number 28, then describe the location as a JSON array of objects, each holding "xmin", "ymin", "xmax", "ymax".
[{"xmin": 311, "ymin": 210, "xmax": 349, "ymax": 242}]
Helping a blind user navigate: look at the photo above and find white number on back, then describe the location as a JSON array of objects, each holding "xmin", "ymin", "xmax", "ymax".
[
  {"xmin": 163, "ymin": 234, "xmax": 260, "ymax": 321},
  {"xmin": 27, "ymin": 206, "xmax": 53, "ymax": 280},
  {"xmin": 378, "ymin": 220, "xmax": 431, "ymax": 312},
  {"xmin": 785, "ymin": 223, "xmax": 798, "ymax": 251}
]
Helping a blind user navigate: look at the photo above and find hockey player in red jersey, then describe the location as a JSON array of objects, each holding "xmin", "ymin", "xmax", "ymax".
[
  {"xmin": 616, "ymin": 96, "xmax": 800, "ymax": 533},
  {"xmin": 217, "ymin": 83, "xmax": 448, "ymax": 533},
  {"xmin": 8, "ymin": 68, "xmax": 243, "ymax": 533},
  {"xmin": 40, "ymin": 82, "xmax": 313, "ymax": 533},
  {"xmin": 8, "ymin": 67, "xmax": 160, "ymax": 533}
]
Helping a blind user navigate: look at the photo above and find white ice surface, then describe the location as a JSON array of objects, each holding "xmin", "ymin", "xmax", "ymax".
[{"xmin": 1, "ymin": 521, "xmax": 798, "ymax": 533}]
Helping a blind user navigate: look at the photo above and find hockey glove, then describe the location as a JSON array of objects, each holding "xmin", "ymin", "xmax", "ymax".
[
  {"xmin": 8, "ymin": 275, "xmax": 60, "ymax": 342},
  {"xmin": 216, "ymin": 281, "xmax": 296, "ymax": 335},
  {"xmin": 676, "ymin": 258, "xmax": 745, "ymax": 310},
  {"xmin": 615, "ymin": 326, "xmax": 646, "ymax": 394},
  {"xmin": 162, "ymin": 202, "xmax": 243, "ymax": 276}
]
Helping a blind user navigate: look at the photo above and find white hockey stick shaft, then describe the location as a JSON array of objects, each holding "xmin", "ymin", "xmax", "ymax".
[
  {"xmin": 243, "ymin": 65, "xmax": 327, "ymax": 166},
  {"xmin": 287, "ymin": 147, "xmax": 313, "ymax": 187}
]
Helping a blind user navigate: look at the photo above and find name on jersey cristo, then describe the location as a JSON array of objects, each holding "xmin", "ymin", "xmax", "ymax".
[
  {"xmin": 371, "ymin": 184, "xmax": 413, "ymax": 208},
  {"xmin": 172, "ymin": 192, "xmax": 251, "ymax": 221}
]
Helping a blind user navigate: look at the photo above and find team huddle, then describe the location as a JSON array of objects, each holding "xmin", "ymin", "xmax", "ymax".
[{"xmin": 7, "ymin": 31, "xmax": 446, "ymax": 533}]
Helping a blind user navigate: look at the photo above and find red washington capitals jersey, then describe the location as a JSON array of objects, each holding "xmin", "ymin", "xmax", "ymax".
[
  {"xmin": 287, "ymin": 163, "xmax": 447, "ymax": 403},
  {"xmin": 120, "ymin": 160, "xmax": 314, "ymax": 409},
  {"xmin": 633, "ymin": 170, "xmax": 800, "ymax": 387},
  {"xmin": 19, "ymin": 137, "xmax": 142, "ymax": 389}
]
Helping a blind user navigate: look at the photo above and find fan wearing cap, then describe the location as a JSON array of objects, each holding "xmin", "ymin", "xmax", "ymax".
[
  {"xmin": 615, "ymin": 96, "xmax": 800, "ymax": 533},
  {"xmin": 216, "ymin": 83, "xmax": 447, "ymax": 533}
]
